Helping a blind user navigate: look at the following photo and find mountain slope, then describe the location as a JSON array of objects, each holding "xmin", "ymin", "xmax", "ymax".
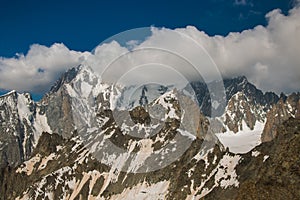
[
  {"xmin": 2, "ymin": 117, "xmax": 299, "ymax": 199},
  {"xmin": 205, "ymin": 117, "xmax": 300, "ymax": 200}
]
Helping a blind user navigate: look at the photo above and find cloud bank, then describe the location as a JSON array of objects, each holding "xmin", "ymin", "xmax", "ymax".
[
  {"xmin": 0, "ymin": 4, "xmax": 299, "ymax": 94},
  {"xmin": 176, "ymin": 5, "xmax": 300, "ymax": 93},
  {"xmin": 0, "ymin": 43, "xmax": 90, "ymax": 92}
]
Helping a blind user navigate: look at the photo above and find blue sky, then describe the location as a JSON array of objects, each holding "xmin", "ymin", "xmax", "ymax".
[
  {"xmin": 0, "ymin": 0, "xmax": 299, "ymax": 99},
  {"xmin": 0, "ymin": 0, "xmax": 293, "ymax": 57}
]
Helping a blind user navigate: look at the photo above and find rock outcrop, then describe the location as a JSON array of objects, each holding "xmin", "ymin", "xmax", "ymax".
[
  {"xmin": 221, "ymin": 92, "xmax": 265, "ymax": 133},
  {"xmin": 261, "ymin": 92, "xmax": 300, "ymax": 142}
]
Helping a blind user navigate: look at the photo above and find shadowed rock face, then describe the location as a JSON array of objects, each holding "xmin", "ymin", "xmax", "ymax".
[
  {"xmin": 129, "ymin": 106, "xmax": 151, "ymax": 125},
  {"xmin": 43, "ymin": 87, "xmax": 75, "ymax": 138},
  {"xmin": 261, "ymin": 92, "xmax": 300, "ymax": 142}
]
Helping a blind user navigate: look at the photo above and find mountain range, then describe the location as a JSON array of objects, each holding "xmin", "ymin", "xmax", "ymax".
[{"xmin": 0, "ymin": 65, "xmax": 299, "ymax": 199}]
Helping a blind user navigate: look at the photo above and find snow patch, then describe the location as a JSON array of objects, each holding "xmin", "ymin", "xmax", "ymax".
[
  {"xmin": 109, "ymin": 181, "xmax": 170, "ymax": 200},
  {"xmin": 17, "ymin": 94, "xmax": 32, "ymax": 122},
  {"xmin": 178, "ymin": 129, "xmax": 196, "ymax": 140},
  {"xmin": 216, "ymin": 121, "xmax": 265, "ymax": 153},
  {"xmin": 251, "ymin": 150, "xmax": 260, "ymax": 157},
  {"xmin": 16, "ymin": 154, "xmax": 41, "ymax": 175},
  {"xmin": 38, "ymin": 153, "xmax": 57, "ymax": 170},
  {"xmin": 193, "ymin": 153, "xmax": 241, "ymax": 199},
  {"xmin": 215, "ymin": 154, "xmax": 240, "ymax": 189},
  {"xmin": 69, "ymin": 172, "xmax": 91, "ymax": 200},
  {"xmin": 128, "ymin": 139, "xmax": 154, "ymax": 172},
  {"xmin": 263, "ymin": 155, "xmax": 269, "ymax": 162},
  {"xmin": 154, "ymin": 90, "xmax": 180, "ymax": 120},
  {"xmin": 80, "ymin": 81, "xmax": 93, "ymax": 98},
  {"xmin": 33, "ymin": 110, "xmax": 52, "ymax": 141}
]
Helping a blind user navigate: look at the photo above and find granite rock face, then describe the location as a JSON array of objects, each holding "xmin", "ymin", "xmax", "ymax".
[
  {"xmin": 0, "ymin": 91, "xmax": 37, "ymax": 168},
  {"xmin": 261, "ymin": 92, "xmax": 300, "ymax": 142}
]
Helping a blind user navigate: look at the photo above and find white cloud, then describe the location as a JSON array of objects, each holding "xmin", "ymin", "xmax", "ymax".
[
  {"xmin": 83, "ymin": 41, "xmax": 129, "ymax": 76},
  {"xmin": 0, "ymin": 4, "xmax": 299, "ymax": 94},
  {"xmin": 174, "ymin": 6, "xmax": 300, "ymax": 93},
  {"xmin": 0, "ymin": 43, "xmax": 90, "ymax": 93}
]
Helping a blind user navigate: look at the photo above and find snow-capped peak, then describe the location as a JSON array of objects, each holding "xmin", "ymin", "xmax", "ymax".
[
  {"xmin": 217, "ymin": 91, "xmax": 266, "ymax": 133},
  {"xmin": 153, "ymin": 89, "xmax": 180, "ymax": 120},
  {"xmin": 0, "ymin": 90, "xmax": 17, "ymax": 98}
]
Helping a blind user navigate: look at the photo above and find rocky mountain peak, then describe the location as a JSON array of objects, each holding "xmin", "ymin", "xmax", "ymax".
[
  {"xmin": 49, "ymin": 65, "xmax": 84, "ymax": 94},
  {"xmin": 191, "ymin": 76, "xmax": 280, "ymax": 117},
  {"xmin": 0, "ymin": 90, "xmax": 17, "ymax": 98},
  {"xmin": 230, "ymin": 75, "xmax": 248, "ymax": 86},
  {"xmin": 224, "ymin": 76, "xmax": 279, "ymax": 108},
  {"xmin": 40, "ymin": 64, "xmax": 104, "ymax": 138},
  {"xmin": 216, "ymin": 91, "xmax": 266, "ymax": 133}
]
